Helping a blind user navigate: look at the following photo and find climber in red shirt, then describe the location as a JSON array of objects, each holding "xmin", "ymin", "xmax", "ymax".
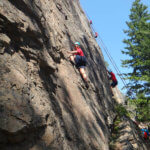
[
  {"xmin": 107, "ymin": 69, "xmax": 118, "ymax": 96},
  {"xmin": 68, "ymin": 42, "xmax": 89, "ymax": 88},
  {"xmin": 107, "ymin": 70, "xmax": 118, "ymax": 88}
]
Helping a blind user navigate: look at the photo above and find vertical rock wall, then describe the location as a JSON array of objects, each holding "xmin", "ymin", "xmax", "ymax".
[
  {"xmin": 112, "ymin": 87, "xmax": 125, "ymax": 104},
  {"xmin": 0, "ymin": 0, "xmax": 116, "ymax": 150},
  {"xmin": 113, "ymin": 117, "xmax": 149, "ymax": 150}
]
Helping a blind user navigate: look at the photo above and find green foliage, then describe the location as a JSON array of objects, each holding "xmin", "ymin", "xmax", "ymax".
[
  {"xmin": 111, "ymin": 104, "xmax": 129, "ymax": 137},
  {"xmin": 128, "ymin": 93, "xmax": 150, "ymax": 122},
  {"xmin": 109, "ymin": 104, "xmax": 129, "ymax": 150},
  {"xmin": 115, "ymin": 103, "xmax": 130, "ymax": 118},
  {"xmin": 122, "ymin": 0, "xmax": 150, "ymax": 97}
]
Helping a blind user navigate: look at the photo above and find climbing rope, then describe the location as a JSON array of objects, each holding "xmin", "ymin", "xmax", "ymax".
[
  {"xmin": 98, "ymin": 36, "xmax": 128, "ymax": 89},
  {"xmin": 84, "ymin": 10, "xmax": 128, "ymax": 90}
]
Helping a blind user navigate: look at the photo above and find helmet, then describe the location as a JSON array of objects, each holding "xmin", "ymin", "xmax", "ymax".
[{"xmin": 74, "ymin": 42, "xmax": 80, "ymax": 46}]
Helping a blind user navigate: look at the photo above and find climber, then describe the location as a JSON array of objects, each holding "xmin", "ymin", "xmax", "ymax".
[
  {"xmin": 141, "ymin": 128, "xmax": 150, "ymax": 140},
  {"xmin": 107, "ymin": 69, "xmax": 118, "ymax": 96},
  {"xmin": 68, "ymin": 42, "xmax": 89, "ymax": 88},
  {"xmin": 89, "ymin": 20, "xmax": 92, "ymax": 24},
  {"xmin": 107, "ymin": 69, "xmax": 118, "ymax": 88},
  {"xmin": 95, "ymin": 32, "xmax": 98, "ymax": 38}
]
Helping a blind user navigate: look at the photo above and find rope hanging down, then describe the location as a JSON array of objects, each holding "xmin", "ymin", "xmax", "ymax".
[{"xmin": 84, "ymin": 10, "xmax": 128, "ymax": 90}]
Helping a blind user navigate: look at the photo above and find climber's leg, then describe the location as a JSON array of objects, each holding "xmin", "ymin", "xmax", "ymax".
[
  {"xmin": 110, "ymin": 87, "xmax": 114, "ymax": 96},
  {"xmin": 79, "ymin": 68, "xmax": 89, "ymax": 88},
  {"xmin": 70, "ymin": 55, "xmax": 74, "ymax": 61},
  {"xmin": 110, "ymin": 81, "xmax": 117, "ymax": 96},
  {"xmin": 79, "ymin": 68, "xmax": 87, "ymax": 81},
  {"xmin": 69, "ymin": 55, "xmax": 76, "ymax": 65}
]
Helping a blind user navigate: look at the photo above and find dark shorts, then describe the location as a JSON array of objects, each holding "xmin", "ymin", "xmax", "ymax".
[
  {"xmin": 111, "ymin": 81, "xmax": 118, "ymax": 88},
  {"xmin": 75, "ymin": 55, "xmax": 86, "ymax": 68}
]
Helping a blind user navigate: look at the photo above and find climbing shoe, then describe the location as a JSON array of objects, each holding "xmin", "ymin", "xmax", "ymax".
[{"xmin": 85, "ymin": 80, "xmax": 90, "ymax": 89}]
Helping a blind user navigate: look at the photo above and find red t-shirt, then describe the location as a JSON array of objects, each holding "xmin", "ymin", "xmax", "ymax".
[
  {"xmin": 110, "ymin": 72, "xmax": 117, "ymax": 82},
  {"xmin": 144, "ymin": 132, "xmax": 148, "ymax": 139},
  {"xmin": 74, "ymin": 47, "xmax": 84, "ymax": 56}
]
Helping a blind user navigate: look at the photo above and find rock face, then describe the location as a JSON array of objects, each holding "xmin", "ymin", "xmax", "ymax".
[
  {"xmin": 1, "ymin": 1, "xmax": 149, "ymax": 150},
  {"xmin": 114, "ymin": 117, "xmax": 149, "ymax": 150},
  {"xmin": 0, "ymin": 0, "xmax": 115, "ymax": 150},
  {"xmin": 112, "ymin": 87, "xmax": 125, "ymax": 104}
]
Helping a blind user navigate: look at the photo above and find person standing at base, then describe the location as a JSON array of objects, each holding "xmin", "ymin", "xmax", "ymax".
[{"xmin": 68, "ymin": 42, "xmax": 89, "ymax": 88}]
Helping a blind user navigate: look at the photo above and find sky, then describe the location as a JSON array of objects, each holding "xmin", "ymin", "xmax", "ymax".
[{"xmin": 79, "ymin": 0, "xmax": 150, "ymax": 94}]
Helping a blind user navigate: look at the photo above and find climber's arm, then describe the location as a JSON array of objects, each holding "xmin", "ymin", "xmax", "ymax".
[
  {"xmin": 107, "ymin": 71, "xmax": 111, "ymax": 80},
  {"xmin": 68, "ymin": 50, "xmax": 77, "ymax": 54}
]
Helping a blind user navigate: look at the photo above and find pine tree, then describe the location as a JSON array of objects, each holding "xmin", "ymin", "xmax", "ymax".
[{"xmin": 122, "ymin": 0, "xmax": 150, "ymax": 97}]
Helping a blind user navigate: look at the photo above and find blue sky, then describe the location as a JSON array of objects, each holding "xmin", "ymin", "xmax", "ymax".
[{"xmin": 80, "ymin": 0, "xmax": 150, "ymax": 94}]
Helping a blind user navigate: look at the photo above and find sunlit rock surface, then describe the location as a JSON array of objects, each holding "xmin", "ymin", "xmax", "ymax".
[{"xmin": 0, "ymin": 0, "xmax": 149, "ymax": 150}]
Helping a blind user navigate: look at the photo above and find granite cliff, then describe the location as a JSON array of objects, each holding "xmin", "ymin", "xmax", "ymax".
[{"xmin": 0, "ymin": 0, "xmax": 149, "ymax": 150}]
